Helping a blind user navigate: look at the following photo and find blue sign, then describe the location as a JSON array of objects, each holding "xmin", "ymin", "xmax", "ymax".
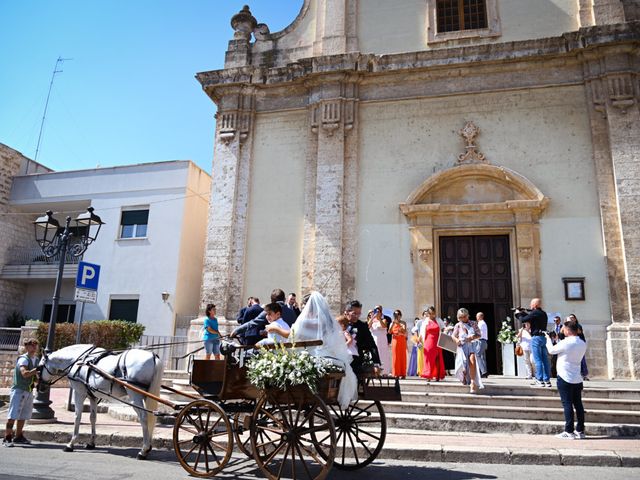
[{"xmin": 76, "ymin": 262, "xmax": 101, "ymax": 291}]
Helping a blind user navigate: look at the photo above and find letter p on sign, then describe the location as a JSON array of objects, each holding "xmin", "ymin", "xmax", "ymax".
[{"xmin": 76, "ymin": 261, "xmax": 100, "ymax": 291}]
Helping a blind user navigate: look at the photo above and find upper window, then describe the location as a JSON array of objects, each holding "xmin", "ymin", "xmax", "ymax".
[
  {"xmin": 109, "ymin": 298, "xmax": 139, "ymax": 323},
  {"xmin": 120, "ymin": 209, "xmax": 149, "ymax": 239},
  {"xmin": 427, "ymin": 0, "xmax": 500, "ymax": 44},
  {"xmin": 437, "ymin": 0, "xmax": 487, "ymax": 33}
]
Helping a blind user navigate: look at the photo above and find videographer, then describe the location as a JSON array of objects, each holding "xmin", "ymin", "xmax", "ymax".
[{"xmin": 517, "ymin": 298, "xmax": 551, "ymax": 387}]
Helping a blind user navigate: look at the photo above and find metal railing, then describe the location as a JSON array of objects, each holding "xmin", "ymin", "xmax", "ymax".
[
  {"xmin": 4, "ymin": 245, "xmax": 83, "ymax": 266},
  {"xmin": 135, "ymin": 335, "xmax": 189, "ymax": 371},
  {"xmin": 0, "ymin": 327, "xmax": 21, "ymax": 351}
]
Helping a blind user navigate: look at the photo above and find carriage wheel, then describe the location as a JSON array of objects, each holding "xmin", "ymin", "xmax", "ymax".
[
  {"xmin": 250, "ymin": 392, "xmax": 336, "ymax": 480},
  {"xmin": 173, "ymin": 400, "xmax": 233, "ymax": 477},
  {"xmin": 311, "ymin": 399, "xmax": 386, "ymax": 470},
  {"xmin": 233, "ymin": 412, "xmax": 253, "ymax": 458}
]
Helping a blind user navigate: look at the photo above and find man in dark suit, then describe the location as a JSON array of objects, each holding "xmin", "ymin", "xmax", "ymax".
[
  {"xmin": 241, "ymin": 297, "xmax": 263, "ymax": 324},
  {"xmin": 345, "ymin": 299, "xmax": 380, "ymax": 374},
  {"xmin": 231, "ymin": 288, "xmax": 295, "ymax": 345}
]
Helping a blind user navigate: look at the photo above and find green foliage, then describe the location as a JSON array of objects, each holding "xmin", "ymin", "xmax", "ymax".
[
  {"xmin": 35, "ymin": 320, "xmax": 145, "ymax": 351},
  {"xmin": 5, "ymin": 311, "xmax": 26, "ymax": 328}
]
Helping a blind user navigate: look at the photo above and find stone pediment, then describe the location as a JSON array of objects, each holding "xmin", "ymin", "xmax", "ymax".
[{"xmin": 400, "ymin": 164, "xmax": 548, "ymax": 220}]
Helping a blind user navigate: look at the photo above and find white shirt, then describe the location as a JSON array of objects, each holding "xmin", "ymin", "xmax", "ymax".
[
  {"xmin": 258, "ymin": 318, "xmax": 291, "ymax": 345},
  {"xmin": 546, "ymin": 335, "xmax": 587, "ymax": 384},
  {"xmin": 519, "ymin": 329, "xmax": 532, "ymax": 350},
  {"xmin": 478, "ymin": 320, "xmax": 488, "ymax": 340}
]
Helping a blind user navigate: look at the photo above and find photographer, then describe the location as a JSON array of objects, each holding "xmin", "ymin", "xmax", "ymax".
[{"xmin": 517, "ymin": 298, "xmax": 551, "ymax": 387}]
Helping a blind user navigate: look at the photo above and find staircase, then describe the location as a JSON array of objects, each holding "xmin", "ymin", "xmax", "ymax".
[{"xmin": 113, "ymin": 372, "xmax": 640, "ymax": 437}]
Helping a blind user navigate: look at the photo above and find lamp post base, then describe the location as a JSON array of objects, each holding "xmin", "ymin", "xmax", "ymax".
[{"xmin": 31, "ymin": 390, "xmax": 57, "ymax": 422}]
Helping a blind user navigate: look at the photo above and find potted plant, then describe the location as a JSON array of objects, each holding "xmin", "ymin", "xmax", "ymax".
[{"xmin": 497, "ymin": 317, "xmax": 518, "ymax": 376}]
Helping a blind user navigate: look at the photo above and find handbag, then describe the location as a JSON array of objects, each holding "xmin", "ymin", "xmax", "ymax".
[{"xmin": 515, "ymin": 344, "xmax": 524, "ymax": 356}]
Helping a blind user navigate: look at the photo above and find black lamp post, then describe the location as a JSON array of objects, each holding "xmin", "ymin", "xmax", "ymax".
[{"xmin": 31, "ymin": 207, "xmax": 104, "ymax": 420}]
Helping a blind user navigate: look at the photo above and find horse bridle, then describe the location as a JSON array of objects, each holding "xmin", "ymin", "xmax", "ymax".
[{"xmin": 39, "ymin": 345, "xmax": 101, "ymax": 387}]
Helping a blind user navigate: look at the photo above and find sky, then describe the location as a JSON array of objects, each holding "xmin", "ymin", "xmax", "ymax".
[{"xmin": 0, "ymin": 1, "xmax": 303, "ymax": 173}]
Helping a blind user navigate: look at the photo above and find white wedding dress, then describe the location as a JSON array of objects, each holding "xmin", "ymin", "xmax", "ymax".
[{"xmin": 289, "ymin": 291, "xmax": 358, "ymax": 408}]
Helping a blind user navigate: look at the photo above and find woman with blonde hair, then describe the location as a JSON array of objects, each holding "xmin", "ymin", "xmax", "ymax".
[{"xmin": 452, "ymin": 308, "xmax": 484, "ymax": 393}]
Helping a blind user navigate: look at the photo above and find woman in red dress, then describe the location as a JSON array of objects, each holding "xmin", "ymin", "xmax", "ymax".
[
  {"xmin": 390, "ymin": 309, "xmax": 407, "ymax": 378},
  {"xmin": 421, "ymin": 306, "xmax": 445, "ymax": 381}
]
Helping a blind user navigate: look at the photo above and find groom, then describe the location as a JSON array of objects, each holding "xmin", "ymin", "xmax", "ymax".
[{"xmin": 344, "ymin": 300, "xmax": 380, "ymax": 374}]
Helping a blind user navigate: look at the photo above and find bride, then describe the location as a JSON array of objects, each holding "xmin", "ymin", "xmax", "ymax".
[{"xmin": 265, "ymin": 291, "xmax": 358, "ymax": 408}]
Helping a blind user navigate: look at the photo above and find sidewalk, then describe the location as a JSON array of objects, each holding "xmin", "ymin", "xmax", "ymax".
[{"xmin": 1, "ymin": 386, "xmax": 639, "ymax": 467}]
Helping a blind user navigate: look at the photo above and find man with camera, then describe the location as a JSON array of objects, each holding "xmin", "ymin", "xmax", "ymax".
[{"xmin": 516, "ymin": 298, "xmax": 551, "ymax": 387}]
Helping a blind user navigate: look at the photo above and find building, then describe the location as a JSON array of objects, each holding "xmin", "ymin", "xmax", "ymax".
[
  {"xmin": 197, "ymin": 1, "xmax": 640, "ymax": 378},
  {"xmin": 0, "ymin": 143, "xmax": 211, "ymax": 336}
]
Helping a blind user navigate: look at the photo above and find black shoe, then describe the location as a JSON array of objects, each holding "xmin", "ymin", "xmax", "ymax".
[
  {"xmin": 12, "ymin": 436, "xmax": 31, "ymax": 445},
  {"xmin": 2, "ymin": 438, "xmax": 13, "ymax": 448}
]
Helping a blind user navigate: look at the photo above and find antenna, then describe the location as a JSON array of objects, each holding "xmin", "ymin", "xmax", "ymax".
[{"xmin": 34, "ymin": 56, "xmax": 73, "ymax": 162}]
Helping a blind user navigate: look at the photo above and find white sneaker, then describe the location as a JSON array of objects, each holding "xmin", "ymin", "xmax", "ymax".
[
  {"xmin": 531, "ymin": 380, "xmax": 545, "ymax": 387},
  {"xmin": 545, "ymin": 381, "xmax": 553, "ymax": 387},
  {"xmin": 574, "ymin": 431, "xmax": 586, "ymax": 440},
  {"xmin": 555, "ymin": 432, "xmax": 575, "ymax": 440}
]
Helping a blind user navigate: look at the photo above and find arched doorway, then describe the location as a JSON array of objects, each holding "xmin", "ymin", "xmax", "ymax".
[{"xmin": 400, "ymin": 164, "xmax": 549, "ymax": 374}]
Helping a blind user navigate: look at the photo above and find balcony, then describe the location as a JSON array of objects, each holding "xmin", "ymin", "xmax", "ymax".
[{"xmin": 0, "ymin": 245, "xmax": 82, "ymax": 280}]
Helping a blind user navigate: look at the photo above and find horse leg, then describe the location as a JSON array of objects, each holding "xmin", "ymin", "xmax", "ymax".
[
  {"xmin": 86, "ymin": 396, "xmax": 97, "ymax": 449},
  {"xmin": 64, "ymin": 387, "xmax": 86, "ymax": 452},
  {"xmin": 129, "ymin": 391, "xmax": 152, "ymax": 460}
]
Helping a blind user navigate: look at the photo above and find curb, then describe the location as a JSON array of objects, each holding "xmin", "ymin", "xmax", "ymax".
[{"xmin": 19, "ymin": 428, "xmax": 640, "ymax": 468}]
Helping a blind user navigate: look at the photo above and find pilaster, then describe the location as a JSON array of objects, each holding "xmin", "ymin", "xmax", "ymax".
[
  {"xmin": 592, "ymin": 0, "xmax": 626, "ymax": 24},
  {"xmin": 584, "ymin": 47, "xmax": 640, "ymax": 378},
  {"xmin": 303, "ymin": 77, "xmax": 359, "ymax": 311},
  {"xmin": 201, "ymin": 87, "xmax": 256, "ymax": 318}
]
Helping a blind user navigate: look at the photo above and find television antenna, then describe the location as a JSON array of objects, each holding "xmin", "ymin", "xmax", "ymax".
[{"xmin": 34, "ymin": 56, "xmax": 72, "ymax": 162}]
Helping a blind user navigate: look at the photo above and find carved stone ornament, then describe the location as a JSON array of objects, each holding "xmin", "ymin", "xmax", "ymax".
[
  {"xmin": 607, "ymin": 73, "xmax": 636, "ymax": 113},
  {"xmin": 518, "ymin": 247, "xmax": 533, "ymax": 259},
  {"xmin": 310, "ymin": 99, "xmax": 356, "ymax": 136},
  {"xmin": 457, "ymin": 121, "xmax": 488, "ymax": 165},
  {"xmin": 230, "ymin": 5, "xmax": 257, "ymax": 40},
  {"xmin": 418, "ymin": 248, "xmax": 433, "ymax": 262}
]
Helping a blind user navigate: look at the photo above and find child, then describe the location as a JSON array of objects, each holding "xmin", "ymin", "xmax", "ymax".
[
  {"xmin": 260, "ymin": 302, "xmax": 291, "ymax": 345},
  {"xmin": 4, "ymin": 339, "xmax": 39, "ymax": 446},
  {"xmin": 337, "ymin": 315, "xmax": 358, "ymax": 357}
]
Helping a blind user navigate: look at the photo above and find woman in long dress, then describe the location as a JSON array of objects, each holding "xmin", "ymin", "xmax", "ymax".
[
  {"xmin": 407, "ymin": 317, "xmax": 420, "ymax": 376},
  {"xmin": 421, "ymin": 306, "xmax": 445, "ymax": 381},
  {"xmin": 264, "ymin": 291, "xmax": 357, "ymax": 408},
  {"xmin": 452, "ymin": 307, "xmax": 485, "ymax": 393},
  {"xmin": 390, "ymin": 310, "xmax": 407, "ymax": 378},
  {"xmin": 369, "ymin": 305, "xmax": 392, "ymax": 375}
]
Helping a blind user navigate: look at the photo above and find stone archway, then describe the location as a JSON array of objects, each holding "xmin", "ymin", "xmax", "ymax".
[{"xmin": 399, "ymin": 163, "xmax": 549, "ymax": 316}]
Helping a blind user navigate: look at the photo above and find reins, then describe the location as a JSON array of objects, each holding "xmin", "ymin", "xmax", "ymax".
[{"xmin": 41, "ymin": 345, "xmax": 100, "ymax": 387}]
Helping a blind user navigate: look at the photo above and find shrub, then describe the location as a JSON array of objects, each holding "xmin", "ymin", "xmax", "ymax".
[
  {"xmin": 35, "ymin": 320, "xmax": 145, "ymax": 351},
  {"xmin": 5, "ymin": 311, "xmax": 26, "ymax": 328}
]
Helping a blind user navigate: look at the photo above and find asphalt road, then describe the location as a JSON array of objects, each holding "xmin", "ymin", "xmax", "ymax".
[{"xmin": 1, "ymin": 443, "xmax": 638, "ymax": 480}]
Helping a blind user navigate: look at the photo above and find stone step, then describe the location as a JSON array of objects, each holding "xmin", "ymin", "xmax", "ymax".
[
  {"xmin": 380, "ymin": 400, "xmax": 640, "ymax": 424},
  {"xmin": 399, "ymin": 379, "xmax": 640, "ymax": 400},
  {"xmin": 384, "ymin": 412, "xmax": 640, "ymax": 437},
  {"xmin": 162, "ymin": 369, "xmax": 189, "ymax": 381},
  {"xmin": 401, "ymin": 391, "xmax": 640, "ymax": 411}
]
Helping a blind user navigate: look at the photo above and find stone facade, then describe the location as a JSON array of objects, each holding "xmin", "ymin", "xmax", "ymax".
[
  {"xmin": 197, "ymin": 1, "xmax": 640, "ymax": 378},
  {"xmin": 0, "ymin": 144, "xmax": 37, "ymax": 324}
]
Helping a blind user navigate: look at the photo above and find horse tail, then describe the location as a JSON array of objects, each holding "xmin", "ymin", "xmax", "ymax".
[{"xmin": 145, "ymin": 354, "xmax": 164, "ymax": 437}]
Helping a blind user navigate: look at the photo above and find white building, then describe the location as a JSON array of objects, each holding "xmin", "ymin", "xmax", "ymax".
[{"xmin": 1, "ymin": 146, "xmax": 211, "ymax": 337}]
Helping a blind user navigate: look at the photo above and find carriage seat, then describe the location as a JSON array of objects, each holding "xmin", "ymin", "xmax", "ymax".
[{"xmin": 190, "ymin": 360, "xmax": 225, "ymax": 396}]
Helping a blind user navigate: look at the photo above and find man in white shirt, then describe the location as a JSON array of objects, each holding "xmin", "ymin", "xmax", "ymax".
[
  {"xmin": 545, "ymin": 320, "xmax": 587, "ymax": 440},
  {"xmin": 476, "ymin": 312, "xmax": 489, "ymax": 377}
]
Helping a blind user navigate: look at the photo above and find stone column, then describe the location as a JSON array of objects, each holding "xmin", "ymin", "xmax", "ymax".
[
  {"xmin": 592, "ymin": 0, "xmax": 626, "ymax": 24},
  {"xmin": 200, "ymin": 88, "xmax": 255, "ymax": 318},
  {"xmin": 585, "ymin": 49, "xmax": 640, "ymax": 378},
  {"xmin": 303, "ymin": 77, "xmax": 358, "ymax": 312}
]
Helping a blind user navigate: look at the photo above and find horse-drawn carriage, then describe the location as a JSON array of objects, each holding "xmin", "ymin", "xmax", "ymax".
[{"xmin": 40, "ymin": 338, "xmax": 400, "ymax": 480}]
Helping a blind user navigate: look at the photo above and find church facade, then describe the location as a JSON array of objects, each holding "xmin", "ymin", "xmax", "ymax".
[{"xmin": 197, "ymin": 1, "xmax": 640, "ymax": 378}]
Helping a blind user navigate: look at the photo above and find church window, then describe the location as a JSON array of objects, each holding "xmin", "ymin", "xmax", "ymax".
[{"xmin": 436, "ymin": 0, "xmax": 488, "ymax": 33}]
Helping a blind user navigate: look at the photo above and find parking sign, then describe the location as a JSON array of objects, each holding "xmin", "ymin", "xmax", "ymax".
[{"xmin": 76, "ymin": 261, "xmax": 100, "ymax": 291}]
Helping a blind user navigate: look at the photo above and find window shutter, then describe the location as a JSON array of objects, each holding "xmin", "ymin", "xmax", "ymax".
[{"xmin": 121, "ymin": 209, "xmax": 149, "ymax": 226}]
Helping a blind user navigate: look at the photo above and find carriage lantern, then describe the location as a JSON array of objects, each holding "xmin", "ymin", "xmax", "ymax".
[{"xmin": 31, "ymin": 207, "xmax": 104, "ymax": 421}]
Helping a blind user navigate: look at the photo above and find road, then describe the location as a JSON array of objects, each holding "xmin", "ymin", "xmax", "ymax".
[{"xmin": 1, "ymin": 444, "xmax": 638, "ymax": 480}]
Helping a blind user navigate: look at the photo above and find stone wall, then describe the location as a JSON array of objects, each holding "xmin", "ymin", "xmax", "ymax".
[{"xmin": 0, "ymin": 144, "xmax": 33, "ymax": 325}]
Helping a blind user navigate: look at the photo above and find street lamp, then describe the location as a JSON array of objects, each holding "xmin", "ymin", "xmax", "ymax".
[{"xmin": 32, "ymin": 207, "xmax": 104, "ymax": 420}]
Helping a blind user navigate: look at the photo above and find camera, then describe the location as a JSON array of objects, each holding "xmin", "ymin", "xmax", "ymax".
[{"xmin": 510, "ymin": 307, "xmax": 531, "ymax": 319}]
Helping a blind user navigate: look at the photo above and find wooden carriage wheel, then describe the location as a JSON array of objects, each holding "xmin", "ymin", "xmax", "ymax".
[
  {"xmin": 233, "ymin": 412, "xmax": 253, "ymax": 457},
  {"xmin": 250, "ymin": 392, "xmax": 336, "ymax": 480},
  {"xmin": 310, "ymin": 399, "xmax": 386, "ymax": 470},
  {"xmin": 173, "ymin": 399, "xmax": 233, "ymax": 477}
]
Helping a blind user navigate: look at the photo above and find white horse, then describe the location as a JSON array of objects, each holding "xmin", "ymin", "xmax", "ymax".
[{"xmin": 39, "ymin": 344, "xmax": 164, "ymax": 459}]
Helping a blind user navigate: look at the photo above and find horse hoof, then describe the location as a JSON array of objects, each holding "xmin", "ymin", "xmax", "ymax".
[
  {"xmin": 137, "ymin": 453, "xmax": 147, "ymax": 460},
  {"xmin": 63, "ymin": 446, "xmax": 74, "ymax": 452},
  {"xmin": 85, "ymin": 444, "xmax": 95, "ymax": 450}
]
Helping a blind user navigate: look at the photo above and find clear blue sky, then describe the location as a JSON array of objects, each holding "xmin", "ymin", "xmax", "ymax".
[{"xmin": 0, "ymin": 1, "xmax": 302, "ymax": 173}]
